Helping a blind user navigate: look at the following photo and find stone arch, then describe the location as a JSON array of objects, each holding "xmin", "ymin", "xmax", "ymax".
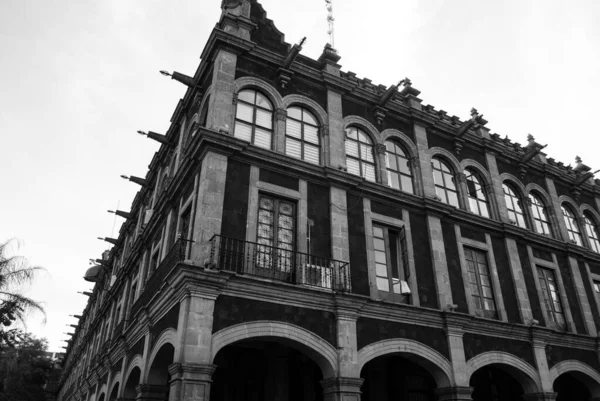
[
  {"xmin": 549, "ymin": 359, "xmax": 600, "ymax": 396},
  {"xmin": 558, "ymin": 195, "xmax": 582, "ymax": 218},
  {"xmin": 143, "ymin": 328, "xmax": 177, "ymax": 383},
  {"xmin": 342, "ymin": 116, "xmax": 382, "ymax": 144},
  {"xmin": 499, "ymin": 173, "xmax": 527, "ymax": 197},
  {"xmin": 460, "ymin": 159, "xmax": 493, "ymax": 187},
  {"xmin": 466, "ymin": 351, "xmax": 542, "ymax": 393},
  {"xmin": 429, "ymin": 147, "xmax": 462, "ymax": 175},
  {"xmin": 357, "ymin": 339, "xmax": 453, "ymax": 388},
  {"xmin": 211, "ymin": 321, "xmax": 338, "ymax": 378},
  {"xmin": 525, "ymin": 183, "xmax": 552, "ymax": 208},
  {"xmin": 380, "ymin": 129, "xmax": 418, "ymax": 159},
  {"xmin": 96, "ymin": 384, "xmax": 107, "ymax": 401},
  {"xmin": 581, "ymin": 204, "xmax": 600, "ymax": 224},
  {"xmin": 282, "ymin": 94, "xmax": 328, "ymax": 126},
  {"xmin": 107, "ymin": 375, "xmax": 120, "ymax": 401},
  {"xmin": 123, "ymin": 354, "xmax": 144, "ymax": 388},
  {"xmin": 233, "ymin": 76, "xmax": 284, "ymax": 110}
]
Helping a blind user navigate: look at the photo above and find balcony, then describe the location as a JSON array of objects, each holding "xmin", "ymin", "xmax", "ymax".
[{"xmin": 208, "ymin": 235, "xmax": 352, "ymax": 292}]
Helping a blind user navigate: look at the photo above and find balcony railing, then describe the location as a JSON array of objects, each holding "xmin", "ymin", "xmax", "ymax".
[
  {"xmin": 208, "ymin": 235, "xmax": 351, "ymax": 292},
  {"xmin": 130, "ymin": 237, "xmax": 187, "ymax": 318}
]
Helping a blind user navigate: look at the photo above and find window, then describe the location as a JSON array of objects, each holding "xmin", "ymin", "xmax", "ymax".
[
  {"xmin": 199, "ymin": 95, "xmax": 210, "ymax": 127},
  {"xmin": 285, "ymin": 107, "xmax": 320, "ymax": 164},
  {"xmin": 256, "ymin": 195, "xmax": 296, "ymax": 273},
  {"xmin": 530, "ymin": 193, "xmax": 552, "ymax": 236},
  {"xmin": 538, "ymin": 267, "xmax": 566, "ymax": 330},
  {"xmin": 464, "ymin": 168, "xmax": 489, "ymax": 218},
  {"xmin": 562, "ymin": 205, "xmax": 583, "ymax": 246},
  {"xmin": 372, "ymin": 224, "xmax": 410, "ymax": 301},
  {"xmin": 345, "ymin": 127, "xmax": 376, "ymax": 182},
  {"xmin": 234, "ymin": 89, "xmax": 273, "ymax": 149},
  {"xmin": 503, "ymin": 182, "xmax": 527, "ymax": 228},
  {"xmin": 593, "ymin": 281, "xmax": 600, "ymax": 295},
  {"xmin": 464, "ymin": 248, "xmax": 496, "ymax": 318},
  {"xmin": 432, "ymin": 157, "xmax": 459, "ymax": 207},
  {"xmin": 385, "ymin": 140, "xmax": 413, "ymax": 194},
  {"xmin": 584, "ymin": 213, "xmax": 600, "ymax": 253}
]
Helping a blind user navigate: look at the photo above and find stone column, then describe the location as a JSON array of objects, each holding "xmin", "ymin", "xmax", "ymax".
[
  {"xmin": 427, "ymin": 214, "xmax": 453, "ymax": 309},
  {"xmin": 485, "ymin": 151, "xmax": 510, "ymax": 223},
  {"xmin": 327, "ymin": 90, "xmax": 345, "ymax": 169},
  {"xmin": 544, "ymin": 177, "xmax": 568, "ymax": 241},
  {"xmin": 175, "ymin": 294, "xmax": 216, "ymax": 365},
  {"xmin": 436, "ymin": 386, "xmax": 473, "ymax": 401},
  {"xmin": 334, "ymin": 298, "xmax": 363, "ymax": 378},
  {"xmin": 522, "ymin": 393, "xmax": 557, "ymax": 401},
  {"xmin": 375, "ymin": 143, "xmax": 388, "ymax": 186},
  {"xmin": 135, "ymin": 384, "xmax": 169, "ymax": 401},
  {"xmin": 505, "ymin": 238, "xmax": 533, "ymax": 323},
  {"xmin": 530, "ymin": 327, "xmax": 553, "ymax": 393},
  {"xmin": 274, "ymin": 108, "xmax": 287, "ymax": 153},
  {"xmin": 168, "ymin": 363, "xmax": 216, "ymax": 401},
  {"xmin": 413, "ymin": 122, "xmax": 436, "ymax": 199},
  {"xmin": 444, "ymin": 314, "xmax": 469, "ymax": 387},
  {"xmin": 207, "ymin": 49, "xmax": 237, "ymax": 132},
  {"xmin": 568, "ymin": 256, "xmax": 597, "ymax": 335},
  {"xmin": 321, "ymin": 377, "xmax": 364, "ymax": 401},
  {"xmin": 330, "ymin": 187, "xmax": 350, "ymax": 263},
  {"xmin": 190, "ymin": 152, "xmax": 228, "ymax": 264}
]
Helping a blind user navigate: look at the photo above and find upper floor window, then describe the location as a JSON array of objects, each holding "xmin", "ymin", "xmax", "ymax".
[
  {"xmin": 285, "ymin": 107, "xmax": 320, "ymax": 165},
  {"xmin": 584, "ymin": 213, "xmax": 600, "ymax": 253},
  {"xmin": 538, "ymin": 267, "xmax": 566, "ymax": 331},
  {"xmin": 345, "ymin": 127, "xmax": 376, "ymax": 182},
  {"xmin": 372, "ymin": 224, "xmax": 410, "ymax": 302},
  {"xmin": 503, "ymin": 182, "xmax": 527, "ymax": 228},
  {"xmin": 530, "ymin": 192, "xmax": 552, "ymax": 236},
  {"xmin": 385, "ymin": 140, "xmax": 413, "ymax": 194},
  {"xmin": 256, "ymin": 195, "xmax": 296, "ymax": 273},
  {"xmin": 234, "ymin": 89, "xmax": 273, "ymax": 149},
  {"xmin": 562, "ymin": 204, "xmax": 583, "ymax": 246},
  {"xmin": 432, "ymin": 157, "xmax": 459, "ymax": 207},
  {"xmin": 465, "ymin": 247, "xmax": 497, "ymax": 319},
  {"xmin": 464, "ymin": 168, "xmax": 490, "ymax": 218}
]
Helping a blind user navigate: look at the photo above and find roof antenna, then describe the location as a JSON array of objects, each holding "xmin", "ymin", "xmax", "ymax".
[{"xmin": 325, "ymin": 0, "xmax": 335, "ymax": 48}]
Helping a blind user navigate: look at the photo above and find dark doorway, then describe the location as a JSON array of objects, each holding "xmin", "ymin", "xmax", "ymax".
[
  {"xmin": 470, "ymin": 366, "xmax": 524, "ymax": 401},
  {"xmin": 554, "ymin": 373, "xmax": 591, "ymax": 401}
]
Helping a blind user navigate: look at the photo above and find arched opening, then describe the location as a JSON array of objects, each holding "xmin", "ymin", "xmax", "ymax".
[
  {"xmin": 146, "ymin": 343, "xmax": 175, "ymax": 400},
  {"xmin": 361, "ymin": 354, "xmax": 437, "ymax": 401},
  {"xmin": 123, "ymin": 367, "xmax": 141, "ymax": 399},
  {"xmin": 108, "ymin": 384, "xmax": 119, "ymax": 401},
  {"xmin": 97, "ymin": 394, "xmax": 106, "ymax": 401},
  {"xmin": 470, "ymin": 366, "xmax": 524, "ymax": 401},
  {"xmin": 211, "ymin": 339, "xmax": 324, "ymax": 401},
  {"xmin": 554, "ymin": 372, "xmax": 592, "ymax": 401}
]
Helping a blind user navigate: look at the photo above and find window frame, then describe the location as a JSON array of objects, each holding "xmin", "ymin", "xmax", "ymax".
[
  {"xmin": 345, "ymin": 126, "xmax": 376, "ymax": 182},
  {"xmin": 233, "ymin": 89, "xmax": 274, "ymax": 149},
  {"xmin": 464, "ymin": 168, "xmax": 490, "ymax": 218},
  {"xmin": 503, "ymin": 182, "xmax": 528, "ymax": 229},
  {"xmin": 371, "ymin": 222, "xmax": 410, "ymax": 303},
  {"xmin": 285, "ymin": 106, "xmax": 321, "ymax": 165},
  {"xmin": 432, "ymin": 157, "xmax": 459, "ymax": 208},
  {"xmin": 584, "ymin": 213, "xmax": 600, "ymax": 253},
  {"xmin": 561, "ymin": 204, "xmax": 583, "ymax": 246},
  {"xmin": 385, "ymin": 140, "xmax": 414, "ymax": 194},
  {"xmin": 537, "ymin": 267, "xmax": 567, "ymax": 331},
  {"xmin": 529, "ymin": 192, "xmax": 553, "ymax": 237}
]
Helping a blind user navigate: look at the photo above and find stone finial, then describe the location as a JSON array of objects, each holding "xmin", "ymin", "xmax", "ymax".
[
  {"xmin": 221, "ymin": 0, "xmax": 243, "ymax": 9},
  {"xmin": 575, "ymin": 155, "xmax": 582, "ymax": 164},
  {"xmin": 527, "ymin": 134, "xmax": 534, "ymax": 141},
  {"xmin": 401, "ymin": 77, "xmax": 412, "ymax": 87},
  {"xmin": 470, "ymin": 108, "xmax": 479, "ymax": 119}
]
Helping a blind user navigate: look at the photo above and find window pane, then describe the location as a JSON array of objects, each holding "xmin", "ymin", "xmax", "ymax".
[
  {"xmin": 376, "ymin": 263, "xmax": 387, "ymax": 277},
  {"xmin": 304, "ymin": 125, "xmax": 319, "ymax": 144},
  {"xmin": 400, "ymin": 175, "xmax": 413, "ymax": 194},
  {"xmin": 303, "ymin": 110, "xmax": 317, "ymax": 125},
  {"xmin": 234, "ymin": 122, "xmax": 252, "ymax": 142},
  {"xmin": 361, "ymin": 144, "xmax": 374, "ymax": 162},
  {"xmin": 374, "ymin": 251, "xmax": 387, "ymax": 264},
  {"xmin": 373, "ymin": 238, "xmax": 385, "ymax": 250},
  {"xmin": 445, "ymin": 173, "xmax": 456, "ymax": 190},
  {"xmin": 346, "ymin": 128, "xmax": 358, "ymax": 140},
  {"xmin": 287, "ymin": 107, "xmax": 302, "ymax": 120},
  {"xmin": 387, "ymin": 153, "xmax": 398, "ymax": 170},
  {"xmin": 433, "ymin": 170, "xmax": 444, "ymax": 186},
  {"xmin": 346, "ymin": 141, "xmax": 359, "ymax": 157},
  {"xmin": 237, "ymin": 90, "xmax": 255, "ymax": 104},
  {"xmin": 304, "ymin": 144, "xmax": 320, "ymax": 165},
  {"xmin": 236, "ymin": 103, "xmax": 254, "ymax": 122},
  {"xmin": 364, "ymin": 164, "xmax": 376, "ymax": 182},
  {"xmin": 447, "ymin": 191, "xmax": 459, "ymax": 208},
  {"xmin": 286, "ymin": 119, "xmax": 302, "ymax": 138},
  {"xmin": 254, "ymin": 128, "xmax": 271, "ymax": 149},
  {"xmin": 255, "ymin": 92, "xmax": 272, "ymax": 110},
  {"xmin": 376, "ymin": 277, "xmax": 389, "ymax": 291},
  {"xmin": 255, "ymin": 109, "xmax": 272, "ymax": 129},
  {"xmin": 398, "ymin": 157, "xmax": 411, "ymax": 175},
  {"xmin": 346, "ymin": 158, "xmax": 360, "ymax": 176},
  {"xmin": 388, "ymin": 172, "xmax": 400, "ymax": 190},
  {"xmin": 286, "ymin": 138, "xmax": 302, "ymax": 159}
]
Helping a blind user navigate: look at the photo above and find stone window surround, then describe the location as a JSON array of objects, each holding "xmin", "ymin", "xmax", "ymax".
[
  {"xmin": 454, "ymin": 226, "xmax": 507, "ymax": 321},
  {"xmin": 525, "ymin": 246, "xmax": 576, "ymax": 332},
  {"xmin": 362, "ymin": 198, "xmax": 419, "ymax": 306},
  {"xmin": 586, "ymin": 266, "xmax": 600, "ymax": 323}
]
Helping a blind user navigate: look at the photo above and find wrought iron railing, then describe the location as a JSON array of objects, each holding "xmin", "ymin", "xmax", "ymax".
[
  {"xmin": 208, "ymin": 235, "xmax": 351, "ymax": 292},
  {"xmin": 130, "ymin": 237, "xmax": 187, "ymax": 318}
]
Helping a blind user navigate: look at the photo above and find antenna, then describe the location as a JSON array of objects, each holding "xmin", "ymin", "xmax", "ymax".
[{"xmin": 325, "ymin": 0, "xmax": 335, "ymax": 48}]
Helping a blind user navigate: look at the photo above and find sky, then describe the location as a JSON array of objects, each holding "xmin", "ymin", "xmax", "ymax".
[{"xmin": 0, "ymin": 0, "xmax": 599, "ymax": 352}]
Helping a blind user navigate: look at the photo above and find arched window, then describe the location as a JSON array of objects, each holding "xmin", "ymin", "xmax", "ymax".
[
  {"xmin": 199, "ymin": 95, "xmax": 210, "ymax": 127},
  {"xmin": 584, "ymin": 213, "xmax": 600, "ymax": 253},
  {"xmin": 503, "ymin": 182, "xmax": 527, "ymax": 228},
  {"xmin": 529, "ymin": 192, "xmax": 552, "ymax": 236},
  {"xmin": 562, "ymin": 204, "xmax": 583, "ymax": 246},
  {"xmin": 432, "ymin": 157, "xmax": 459, "ymax": 207},
  {"xmin": 464, "ymin": 168, "xmax": 490, "ymax": 218},
  {"xmin": 385, "ymin": 140, "xmax": 413, "ymax": 194},
  {"xmin": 285, "ymin": 107, "xmax": 320, "ymax": 165},
  {"xmin": 233, "ymin": 89, "xmax": 273, "ymax": 149},
  {"xmin": 345, "ymin": 127, "xmax": 376, "ymax": 182}
]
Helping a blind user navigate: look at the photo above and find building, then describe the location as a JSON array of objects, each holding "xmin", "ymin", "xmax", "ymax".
[{"xmin": 56, "ymin": 1, "xmax": 600, "ymax": 400}]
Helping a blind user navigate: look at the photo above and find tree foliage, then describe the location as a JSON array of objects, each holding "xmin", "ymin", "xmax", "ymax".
[{"xmin": 0, "ymin": 332, "xmax": 54, "ymax": 401}]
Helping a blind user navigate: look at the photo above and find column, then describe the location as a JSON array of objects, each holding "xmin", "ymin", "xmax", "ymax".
[
  {"xmin": 544, "ymin": 177, "xmax": 568, "ymax": 241},
  {"xmin": 485, "ymin": 151, "xmax": 510, "ymax": 223},
  {"xmin": 274, "ymin": 108, "xmax": 287, "ymax": 153},
  {"xmin": 436, "ymin": 386, "xmax": 473, "ymax": 401},
  {"xmin": 413, "ymin": 122, "xmax": 436, "ymax": 199},
  {"xmin": 375, "ymin": 144, "xmax": 388, "ymax": 186},
  {"xmin": 168, "ymin": 363, "xmax": 216, "ymax": 401},
  {"xmin": 330, "ymin": 187, "xmax": 350, "ymax": 263},
  {"xmin": 443, "ymin": 314, "xmax": 472, "ymax": 401},
  {"xmin": 505, "ymin": 238, "xmax": 534, "ymax": 323},
  {"xmin": 327, "ymin": 89, "xmax": 345, "ymax": 169},
  {"xmin": 427, "ymin": 214, "xmax": 453, "ymax": 309},
  {"xmin": 135, "ymin": 384, "xmax": 169, "ymax": 401},
  {"xmin": 321, "ymin": 378, "xmax": 364, "ymax": 401},
  {"xmin": 568, "ymin": 256, "xmax": 597, "ymax": 335},
  {"xmin": 530, "ymin": 328, "xmax": 554, "ymax": 393},
  {"xmin": 190, "ymin": 152, "xmax": 228, "ymax": 264},
  {"xmin": 206, "ymin": 49, "xmax": 237, "ymax": 132}
]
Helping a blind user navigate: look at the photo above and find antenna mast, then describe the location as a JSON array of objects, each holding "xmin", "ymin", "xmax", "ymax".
[{"xmin": 325, "ymin": 0, "xmax": 335, "ymax": 48}]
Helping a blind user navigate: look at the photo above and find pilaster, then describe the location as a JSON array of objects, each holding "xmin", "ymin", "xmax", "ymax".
[
  {"xmin": 330, "ymin": 187, "xmax": 350, "ymax": 263},
  {"xmin": 568, "ymin": 256, "xmax": 597, "ymax": 335},
  {"xmin": 135, "ymin": 384, "xmax": 169, "ymax": 401},
  {"xmin": 321, "ymin": 377, "xmax": 364, "ymax": 401},
  {"xmin": 544, "ymin": 177, "xmax": 568, "ymax": 241},
  {"xmin": 505, "ymin": 238, "xmax": 533, "ymax": 323},
  {"xmin": 443, "ymin": 313, "xmax": 470, "ymax": 387},
  {"xmin": 427, "ymin": 214, "xmax": 453, "ymax": 309},
  {"xmin": 485, "ymin": 151, "xmax": 510, "ymax": 223},
  {"xmin": 413, "ymin": 122, "xmax": 436, "ymax": 199},
  {"xmin": 168, "ymin": 363, "xmax": 216, "ymax": 401},
  {"xmin": 207, "ymin": 50, "xmax": 237, "ymax": 132},
  {"xmin": 327, "ymin": 90, "xmax": 345, "ymax": 169},
  {"xmin": 530, "ymin": 327, "xmax": 553, "ymax": 392},
  {"xmin": 334, "ymin": 297, "xmax": 365, "ymax": 378},
  {"xmin": 176, "ymin": 294, "xmax": 216, "ymax": 365}
]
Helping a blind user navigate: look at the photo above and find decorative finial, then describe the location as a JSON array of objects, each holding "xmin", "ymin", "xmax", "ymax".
[
  {"xmin": 470, "ymin": 108, "xmax": 479, "ymax": 119},
  {"xmin": 325, "ymin": 0, "xmax": 335, "ymax": 48},
  {"xmin": 527, "ymin": 134, "xmax": 534, "ymax": 141},
  {"xmin": 401, "ymin": 77, "xmax": 411, "ymax": 87},
  {"xmin": 575, "ymin": 156, "xmax": 582, "ymax": 164}
]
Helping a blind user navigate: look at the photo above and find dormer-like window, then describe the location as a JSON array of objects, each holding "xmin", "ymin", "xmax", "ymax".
[
  {"xmin": 530, "ymin": 192, "xmax": 552, "ymax": 236},
  {"xmin": 562, "ymin": 204, "xmax": 583, "ymax": 246},
  {"xmin": 503, "ymin": 182, "xmax": 527, "ymax": 228},
  {"xmin": 345, "ymin": 127, "xmax": 376, "ymax": 182},
  {"xmin": 385, "ymin": 140, "xmax": 413, "ymax": 194},
  {"xmin": 432, "ymin": 157, "xmax": 459, "ymax": 207},
  {"xmin": 234, "ymin": 89, "xmax": 273, "ymax": 149},
  {"xmin": 285, "ymin": 107, "xmax": 320, "ymax": 165},
  {"xmin": 584, "ymin": 213, "xmax": 600, "ymax": 253},
  {"xmin": 464, "ymin": 168, "xmax": 489, "ymax": 218}
]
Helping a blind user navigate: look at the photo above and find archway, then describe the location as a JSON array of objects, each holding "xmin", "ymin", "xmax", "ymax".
[
  {"xmin": 554, "ymin": 373, "xmax": 591, "ymax": 401},
  {"xmin": 211, "ymin": 339, "xmax": 324, "ymax": 401},
  {"xmin": 108, "ymin": 383, "xmax": 119, "ymax": 401},
  {"xmin": 123, "ymin": 367, "xmax": 141, "ymax": 399},
  {"xmin": 470, "ymin": 366, "xmax": 525, "ymax": 400},
  {"xmin": 145, "ymin": 343, "xmax": 175, "ymax": 400}
]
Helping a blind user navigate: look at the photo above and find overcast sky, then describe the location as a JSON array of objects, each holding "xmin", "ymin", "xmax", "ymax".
[{"xmin": 1, "ymin": 0, "xmax": 599, "ymax": 352}]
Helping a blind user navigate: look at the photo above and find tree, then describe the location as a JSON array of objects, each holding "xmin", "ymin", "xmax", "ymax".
[
  {"xmin": 0, "ymin": 240, "xmax": 46, "ymax": 348},
  {"xmin": 0, "ymin": 332, "xmax": 54, "ymax": 401}
]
